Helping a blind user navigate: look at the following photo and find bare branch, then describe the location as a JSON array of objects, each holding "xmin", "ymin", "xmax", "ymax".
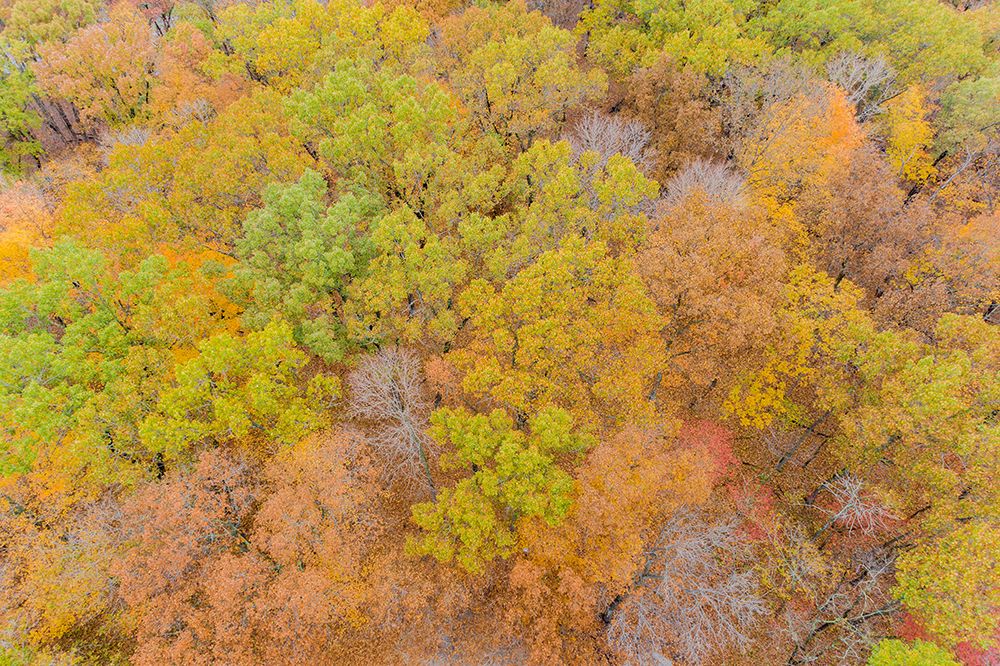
[
  {"xmin": 814, "ymin": 474, "xmax": 893, "ymax": 538},
  {"xmin": 567, "ymin": 110, "xmax": 653, "ymax": 171},
  {"xmin": 348, "ymin": 347, "xmax": 436, "ymax": 493},
  {"xmin": 660, "ymin": 159, "xmax": 747, "ymax": 209},
  {"xmin": 608, "ymin": 510, "xmax": 767, "ymax": 665},
  {"xmin": 826, "ymin": 52, "xmax": 899, "ymax": 122}
]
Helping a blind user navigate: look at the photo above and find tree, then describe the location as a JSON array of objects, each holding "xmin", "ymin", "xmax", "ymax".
[
  {"xmin": 34, "ymin": 3, "xmax": 157, "ymax": 132},
  {"xmin": 1, "ymin": 0, "xmax": 101, "ymax": 48},
  {"xmin": 936, "ymin": 75, "xmax": 1000, "ymax": 156},
  {"xmin": 810, "ymin": 473, "xmax": 892, "ymax": 539},
  {"xmin": 718, "ymin": 58, "xmax": 815, "ymax": 162},
  {"xmin": 607, "ymin": 510, "xmax": 767, "ymax": 665},
  {"xmin": 344, "ymin": 204, "xmax": 465, "ymax": 348},
  {"xmin": 868, "ymin": 639, "xmax": 959, "ymax": 666},
  {"xmin": 0, "ymin": 240, "xmax": 237, "ymax": 484},
  {"xmin": 408, "ymin": 407, "xmax": 592, "ymax": 574},
  {"xmin": 218, "ymin": 0, "xmax": 430, "ymax": 93},
  {"xmin": 347, "ymin": 347, "xmax": 435, "ymax": 490},
  {"xmin": 0, "ymin": 180, "xmax": 51, "ymax": 281},
  {"xmin": 59, "ymin": 89, "xmax": 311, "ymax": 257},
  {"xmin": 636, "ymin": 163, "xmax": 786, "ymax": 397},
  {"xmin": 881, "ymin": 85, "xmax": 937, "ymax": 183},
  {"xmin": 216, "ymin": 0, "xmax": 337, "ymax": 92},
  {"xmin": 893, "ymin": 522, "xmax": 1000, "ymax": 651},
  {"xmin": 139, "ymin": 319, "xmax": 340, "ymax": 459},
  {"xmin": 451, "ymin": 236, "xmax": 665, "ymax": 431},
  {"xmin": 503, "ymin": 425, "xmax": 718, "ymax": 663},
  {"xmin": 723, "ymin": 263, "xmax": 868, "ymax": 429},
  {"xmin": 148, "ymin": 20, "xmax": 246, "ymax": 128},
  {"xmin": 740, "ymin": 86, "xmax": 864, "ymax": 201},
  {"xmin": 783, "ymin": 545, "xmax": 900, "ymax": 666},
  {"xmin": 825, "ymin": 51, "xmax": 899, "ymax": 122},
  {"xmin": 0, "ymin": 70, "xmax": 42, "ymax": 175},
  {"xmin": 437, "ymin": 0, "xmax": 606, "ymax": 150},
  {"xmin": 116, "ymin": 429, "xmax": 385, "ymax": 665},
  {"xmin": 247, "ymin": 427, "xmax": 384, "ymax": 662},
  {"xmin": 0, "ymin": 493, "xmax": 124, "ymax": 652},
  {"xmin": 566, "ymin": 111, "xmax": 652, "ymax": 172},
  {"xmin": 754, "ymin": 0, "xmax": 988, "ymax": 83},
  {"xmin": 457, "ymin": 139, "xmax": 658, "ymax": 282},
  {"xmin": 794, "ymin": 144, "xmax": 927, "ymax": 305},
  {"xmin": 126, "ymin": 0, "xmax": 175, "ymax": 36},
  {"xmin": 620, "ymin": 54, "xmax": 723, "ymax": 182},
  {"xmin": 232, "ymin": 169, "xmax": 377, "ymax": 361},
  {"xmin": 824, "ymin": 314, "xmax": 999, "ymax": 531},
  {"xmin": 114, "ymin": 448, "xmax": 261, "ymax": 664},
  {"xmin": 286, "ymin": 60, "xmax": 462, "ymax": 213},
  {"xmin": 579, "ymin": 0, "xmax": 772, "ymax": 78}
]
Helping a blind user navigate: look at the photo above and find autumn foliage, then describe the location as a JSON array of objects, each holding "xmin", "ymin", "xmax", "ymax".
[{"xmin": 0, "ymin": 0, "xmax": 997, "ymax": 664}]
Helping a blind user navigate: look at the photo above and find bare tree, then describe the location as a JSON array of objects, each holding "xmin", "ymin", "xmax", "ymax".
[
  {"xmin": 526, "ymin": 0, "xmax": 590, "ymax": 29},
  {"xmin": 785, "ymin": 546, "xmax": 899, "ymax": 665},
  {"xmin": 813, "ymin": 474, "xmax": 892, "ymax": 539},
  {"xmin": 660, "ymin": 159, "xmax": 747, "ymax": 209},
  {"xmin": 567, "ymin": 111, "xmax": 653, "ymax": 171},
  {"xmin": 98, "ymin": 126, "xmax": 153, "ymax": 165},
  {"xmin": 348, "ymin": 347, "xmax": 436, "ymax": 492},
  {"xmin": 607, "ymin": 510, "xmax": 767, "ymax": 665},
  {"xmin": 826, "ymin": 52, "xmax": 899, "ymax": 122}
]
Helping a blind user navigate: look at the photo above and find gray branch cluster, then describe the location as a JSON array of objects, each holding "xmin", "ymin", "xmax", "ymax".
[
  {"xmin": 608, "ymin": 510, "xmax": 766, "ymax": 665},
  {"xmin": 348, "ymin": 347, "xmax": 435, "ymax": 491}
]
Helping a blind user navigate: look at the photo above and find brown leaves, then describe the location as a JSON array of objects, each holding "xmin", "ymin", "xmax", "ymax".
[
  {"xmin": 113, "ymin": 433, "xmax": 384, "ymax": 664},
  {"xmin": 636, "ymin": 176, "xmax": 786, "ymax": 398}
]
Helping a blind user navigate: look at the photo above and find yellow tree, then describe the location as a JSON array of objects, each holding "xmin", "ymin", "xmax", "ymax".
[
  {"xmin": 0, "ymin": 181, "xmax": 52, "ymax": 283},
  {"xmin": 740, "ymin": 85, "xmax": 864, "ymax": 206},
  {"xmin": 58, "ymin": 89, "xmax": 311, "ymax": 259},
  {"xmin": 217, "ymin": 0, "xmax": 430, "ymax": 93},
  {"xmin": 437, "ymin": 0, "xmax": 606, "ymax": 150},
  {"xmin": 451, "ymin": 236, "xmax": 665, "ymax": 432},
  {"xmin": 881, "ymin": 84, "xmax": 937, "ymax": 183},
  {"xmin": 458, "ymin": 139, "xmax": 658, "ymax": 281}
]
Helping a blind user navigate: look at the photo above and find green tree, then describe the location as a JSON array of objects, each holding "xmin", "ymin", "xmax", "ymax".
[
  {"xmin": 140, "ymin": 319, "xmax": 340, "ymax": 459},
  {"xmin": 232, "ymin": 169, "xmax": 378, "ymax": 361},
  {"xmin": 0, "ymin": 70, "xmax": 41, "ymax": 175},
  {"xmin": 580, "ymin": 0, "xmax": 771, "ymax": 77},
  {"xmin": 893, "ymin": 522, "xmax": 1000, "ymax": 651},
  {"xmin": 458, "ymin": 139, "xmax": 658, "ymax": 280},
  {"xmin": 408, "ymin": 406, "xmax": 592, "ymax": 574},
  {"xmin": 344, "ymin": 204, "xmax": 465, "ymax": 347},
  {"xmin": 754, "ymin": 0, "xmax": 987, "ymax": 82},
  {"xmin": 826, "ymin": 314, "xmax": 999, "ymax": 530},
  {"xmin": 0, "ymin": 240, "xmax": 234, "ymax": 483},
  {"xmin": 287, "ymin": 60, "xmax": 460, "ymax": 213}
]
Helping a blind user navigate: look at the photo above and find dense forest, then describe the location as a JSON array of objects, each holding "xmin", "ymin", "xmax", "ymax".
[{"xmin": 0, "ymin": 0, "xmax": 997, "ymax": 664}]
